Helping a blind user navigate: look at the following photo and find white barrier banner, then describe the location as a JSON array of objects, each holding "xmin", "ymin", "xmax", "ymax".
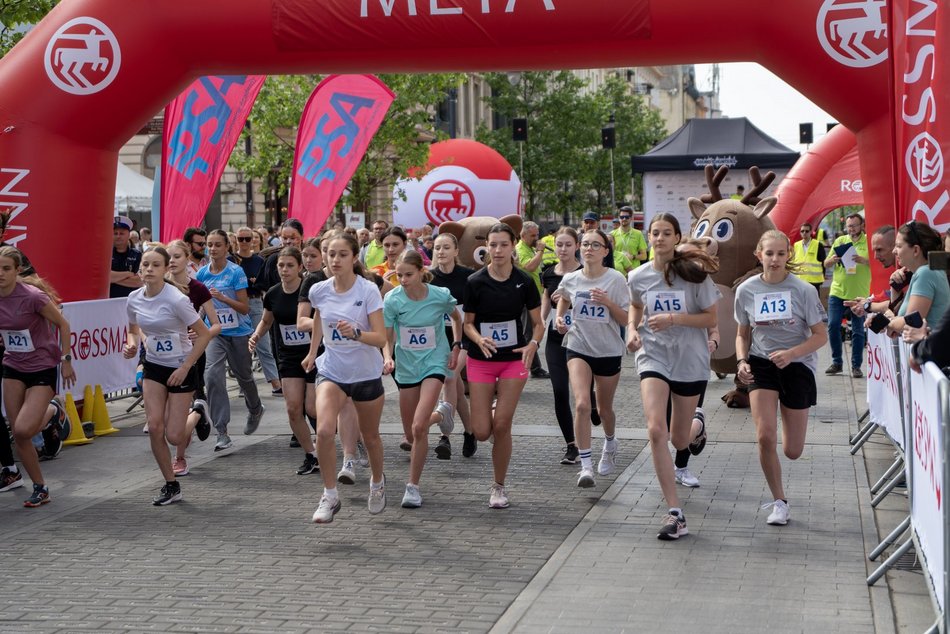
[
  {"xmin": 61, "ymin": 298, "xmax": 136, "ymax": 397},
  {"xmin": 866, "ymin": 330, "xmax": 904, "ymax": 450},
  {"xmin": 909, "ymin": 362, "xmax": 946, "ymax": 612}
]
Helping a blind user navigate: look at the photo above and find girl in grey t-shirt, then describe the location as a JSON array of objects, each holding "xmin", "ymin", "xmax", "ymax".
[
  {"xmin": 735, "ymin": 230, "xmax": 828, "ymax": 527},
  {"xmin": 626, "ymin": 214, "xmax": 720, "ymax": 541}
]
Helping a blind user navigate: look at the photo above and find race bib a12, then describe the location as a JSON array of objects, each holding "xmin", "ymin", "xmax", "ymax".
[{"xmin": 574, "ymin": 292, "xmax": 609, "ymax": 323}]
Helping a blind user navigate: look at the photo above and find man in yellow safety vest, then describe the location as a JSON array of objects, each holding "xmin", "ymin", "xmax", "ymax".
[{"xmin": 792, "ymin": 222, "xmax": 827, "ymax": 293}]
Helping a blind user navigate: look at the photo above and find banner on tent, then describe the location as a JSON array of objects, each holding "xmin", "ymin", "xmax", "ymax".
[
  {"xmin": 288, "ymin": 75, "xmax": 394, "ymax": 233},
  {"xmin": 160, "ymin": 75, "xmax": 266, "ymax": 242},
  {"xmin": 61, "ymin": 298, "xmax": 137, "ymax": 397},
  {"xmin": 908, "ymin": 362, "xmax": 946, "ymax": 612},
  {"xmin": 866, "ymin": 330, "xmax": 904, "ymax": 450}
]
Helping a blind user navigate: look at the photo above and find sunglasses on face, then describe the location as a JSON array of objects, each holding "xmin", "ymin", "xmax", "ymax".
[
  {"xmin": 619, "ymin": 215, "xmax": 631, "ymax": 220},
  {"xmin": 192, "ymin": 241, "xmax": 206, "ymax": 247},
  {"xmin": 237, "ymin": 236, "xmax": 253, "ymax": 242}
]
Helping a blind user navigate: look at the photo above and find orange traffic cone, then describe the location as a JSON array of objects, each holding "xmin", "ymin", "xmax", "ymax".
[
  {"xmin": 62, "ymin": 393, "xmax": 93, "ymax": 446},
  {"xmin": 92, "ymin": 385, "xmax": 118, "ymax": 436},
  {"xmin": 80, "ymin": 385, "xmax": 94, "ymax": 422}
]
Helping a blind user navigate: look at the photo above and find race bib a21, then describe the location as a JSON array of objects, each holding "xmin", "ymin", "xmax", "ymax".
[{"xmin": 0, "ymin": 329, "xmax": 34, "ymax": 353}]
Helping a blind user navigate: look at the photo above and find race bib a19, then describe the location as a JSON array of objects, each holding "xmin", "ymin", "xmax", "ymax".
[
  {"xmin": 280, "ymin": 324, "xmax": 311, "ymax": 346},
  {"xmin": 216, "ymin": 307, "xmax": 238, "ymax": 328},
  {"xmin": 148, "ymin": 334, "xmax": 181, "ymax": 359},
  {"xmin": 400, "ymin": 326, "xmax": 436, "ymax": 351},
  {"xmin": 753, "ymin": 291, "xmax": 793, "ymax": 324},
  {"xmin": 646, "ymin": 290, "xmax": 686, "ymax": 314},
  {"xmin": 326, "ymin": 323, "xmax": 359, "ymax": 348},
  {"xmin": 0, "ymin": 329, "xmax": 34, "ymax": 353},
  {"xmin": 479, "ymin": 320, "xmax": 517, "ymax": 347}
]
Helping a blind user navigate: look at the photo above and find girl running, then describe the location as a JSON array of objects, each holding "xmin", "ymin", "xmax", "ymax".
[
  {"xmin": 197, "ymin": 229, "xmax": 265, "ymax": 451},
  {"xmin": 429, "ymin": 232, "xmax": 475, "ymax": 458},
  {"xmin": 124, "ymin": 247, "xmax": 213, "ymax": 505},
  {"xmin": 251, "ymin": 247, "xmax": 320, "ymax": 476},
  {"xmin": 0, "ymin": 247, "xmax": 76, "ymax": 507},
  {"xmin": 463, "ymin": 223, "xmax": 543, "ymax": 509},
  {"xmin": 303, "ymin": 233, "xmax": 388, "ymax": 524},
  {"xmin": 735, "ymin": 230, "xmax": 827, "ymax": 526},
  {"xmin": 555, "ymin": 228, "xmax": 629, "ymax": 488},
  {"xmin": 166, "ymin": 240, "xmax": 221, "ymax": 476},
  {"xmin": 627, "ymin": 213, "xmax": 720, "ymax": 540},
  {"xmin": 383, "ymin": 250, "xmax": 462, "ymax": 508}
]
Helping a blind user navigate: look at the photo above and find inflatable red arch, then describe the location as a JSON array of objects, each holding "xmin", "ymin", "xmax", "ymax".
[{"xmin": 0, "ymin": 0, "xmax": 895, "ymax": 301}]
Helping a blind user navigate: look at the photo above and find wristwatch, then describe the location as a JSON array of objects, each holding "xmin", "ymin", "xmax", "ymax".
[
  {"xmin": 61, "ymin": 354, "xmax": 72, "ymax": 362},
  {"xmin": 451, "ymin": 341, "xmax": 463, "ymax": 349},
  {"xmin": 351, "ymin": 328, "xmax": 362, "ymax": 341},
  {"xmin": 862, "ymin": 299, "xmax": 873, "ymax": 314}
]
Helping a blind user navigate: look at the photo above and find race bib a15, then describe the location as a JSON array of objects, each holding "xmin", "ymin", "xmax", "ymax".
[{"xmin": 646, "ymin": 290, "xmax": 686, "ymax": 314}]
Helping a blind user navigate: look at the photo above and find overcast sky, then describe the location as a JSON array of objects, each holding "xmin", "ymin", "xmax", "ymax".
[{"xmin": 695, "ymin": 63, "xmax": 836, "ymax": 151}]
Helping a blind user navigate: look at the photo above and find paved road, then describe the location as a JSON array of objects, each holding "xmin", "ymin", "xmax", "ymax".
[{"xmin": 0, "ymin": 348, "xmax": 930, "ymax": 632}]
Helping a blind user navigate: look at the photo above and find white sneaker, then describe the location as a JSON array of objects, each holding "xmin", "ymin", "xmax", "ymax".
[
  {"xmin": 764, "ymin": 499, "xmax": 789, "ymax": 525},
  {"xmin": 577, "ymin": 468, "xmax": 596, "ymax": 488},
  {"xmin": 337, "ymin": 458, "xmax": 356, "ymax": 485},
  {"xmin": 489, "ymin": 483, "xmax": 509, "ymax": 509},
  {"xmin": 368, "ymin": 475, "xmax": 386, "ymax": 514},
  {"xmin": 674, "ymin": 467, "xmax": 700, "ymax": 488},
  {"xmin": 401, "ymin": 484, "xmax": 422, "ymax": 508},
  {"xmin": 598, "ymin": 443, "xmax": 617, "ymax": 476},
  {"xmin": 434, "ymin": 400, "xmax": 455, "ymax": 435},
  {"xmin": 312, "ymin": 495, "xmax": 341, "ymax": 523},
  {"xmin": 356, "ymin": 440, "xmax": 369, "ymax": 467}
]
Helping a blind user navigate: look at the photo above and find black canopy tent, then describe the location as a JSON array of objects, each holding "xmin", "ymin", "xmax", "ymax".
[{"xmin": 631, "ymin": 117, "xmax": 800, "ymax": 173}]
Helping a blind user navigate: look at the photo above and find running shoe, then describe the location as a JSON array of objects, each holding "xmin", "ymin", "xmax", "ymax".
[
  {"xmin": 674, "ymin": 467, "xmax": 700, "ymax": 488},
  {"xmin": 368, "ymin": 475, "xmax": 386, "ymax": 514},
  {"xmin": 0, "ymin": 467, "xmax": 24, "ymax": 492},
  {"xmin": 172, "ymin": 457, "xmax": 189, "ymax": 477},
  {"xmin": 23, "ymin": 483, "xmax": 50, "ymax": 508},
  {"xmin": 434, "ymin": 435, "xmax": 451, "ymax": 460},
  {"xmin": 688, "ymin": 408, "xmax": 707, "ymax": 456},
  {"xmin": 399, "ymin": 437, "xmax": 412, "ymax": 452},
  {"xmin": 312, "ymin": 494, "xmax": 341, "ymax": 523},
  {"xmin": 41, "ymin": 400, "xmax": 65, "ymax": 460},
  {"xmin": 214, "ymin": 433, "xmax": 233, "ymax": 452},
  {"xmin": 657, "ymin": 511, "xmax": 688, "ymax": 540},
  {"xmin": 763, "ymin": 499, "xmax": 789, "ymax": 525},
  {"xmin": 337, "ymin": 458, "xmax": 356, "ymax": 485},
  {"xmin": 152, "ymin": 482, "xmax": 182, "ymax": 506},
  {"xmin": 401, "ymin": 483, "xmax": 422, "ymax": 508},
  {"xmin": 462, "ymin": 432, "xmax": 477, "ymax": 458},
  {"xmin": 244, "ymin": 404, "xmax": 265, "ymax": 435},
  {"xmin": 489, "ymin": 483, "xmax": 509, "ymax": 509},
  {"xmin": 598, "ymin": 443, "xmax": 617, "ymax": 476},
  {"xmin": 296, "ymin": 453, "xmax": 319, "ymax": 475},
  {"xmin": 434, "ymin": 400, "xmax": 455, "ymax": 435},
  {"xmin": 577, "ymin": 467, "xmax": 596, "ymax": 488},
  {"xmin": 561, "ymin": 444, "xmax": 579, "ymax": 465},
  {"xmin": 272, "ymin": 387, "xmax": 284, "ymax": 397},
  {"xmin": 356, "ymin": 440, "xmax": 369, "ymax": 467},
  {"xmin": 143, "ymin": 421, "xmax": 149, "ymax": 434},
  {"xmin": 289, "ymin": 435, "xmax": 301, "ymax": 448},
  {"xmin": 193, "ymin": 399, "xmax": 213, "ymax": 441}
]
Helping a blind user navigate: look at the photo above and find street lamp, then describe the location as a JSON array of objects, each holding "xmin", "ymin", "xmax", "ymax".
[{"xmin": 602, "ymin": 114, "xmax": 616, "ymax": 211}]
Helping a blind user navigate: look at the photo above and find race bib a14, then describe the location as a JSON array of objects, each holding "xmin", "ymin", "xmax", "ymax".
[
  {"xmin": 479, "ymin": 320, "xmax": 517, "ymax": 347},
  {"xmin": 753, "ymin": 291, "xmax": 793, "ymax": 324},
  {"xmin": 400, "ymin": 326, "xmax": 436, "ymax": 351},
  {"xmin": 280, "ymin": 324, "xmax": 311, "ymax": 346},
  {"xmin": 646, "ymin": 290, "xmax": 686, "ymax": 314},
  {"xmin": 0, "ymin": 329, "xmax": 34, "ymax": 353},
  {"xmin": 216, "ymin": 307, "xmax": 238, "ymax": 328}
]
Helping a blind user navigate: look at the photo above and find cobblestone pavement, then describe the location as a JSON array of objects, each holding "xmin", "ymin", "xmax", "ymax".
[{"xmin": 0, "ymin": 347, "xmax": 931, "ymax": 633}]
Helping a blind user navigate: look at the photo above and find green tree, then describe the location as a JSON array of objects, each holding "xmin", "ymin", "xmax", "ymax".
[
  {"xmin": 0, "ymin": 1, "xmax": 58, "ymax": 58},
  {"xmin": 230, "ymin": 73, "xmax": 465, "ymax": 225}
]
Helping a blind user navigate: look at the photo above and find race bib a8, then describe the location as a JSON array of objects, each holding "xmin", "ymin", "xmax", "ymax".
[
  {"xmin": 646, "ymin": 290, "xmax": 686, "ymax": 314},
  {"xmin": 148, "ymin": 334, "xmax": 181, "ymax": 359},
  {"xmin": 1, "ymin": 329, "xmax": 34, "ymax": 353},
  {"xmin": 479, "ymin": 320, "xmax": 517, "ymax": 346},
  {"xmin": 400, "ymin": 326, "xmax": 436, "ymax": 351},
  {"xmin": 753, "ymin": 291, "xmax": 793, "ymax": 323},
  {"xmin": 280, "ymin": 324, "xmax": 311, "ymax": 346}
]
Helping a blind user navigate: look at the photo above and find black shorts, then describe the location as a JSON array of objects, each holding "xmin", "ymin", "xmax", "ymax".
[
  {"xmin": 639, "ymin": 371, "xmax": 707, "ymax": 397},
  {"xmin": 747, "ymin": 355, "xmax": 817, "ymax": 409},
  {"xmin": 142, "ymin": 360, "xmax": 198, "ymax": 394},
  {"xmin": 566, "ymin": 350, "xmax": 622, "ymax": 377},
  {"xmin": 316, "ymin": 375, "xmax": 385, "ymax": 402},
  {"xmin": 394, "ymin": 374, "xmax": 446, "ymax": 390},
  {"xmin": 279, "ymin": 358, "xmax": 317, "ymax": 384},
  {"xmin": 2, "ymin": 365, "xmax": 58, "ymax": 389}
]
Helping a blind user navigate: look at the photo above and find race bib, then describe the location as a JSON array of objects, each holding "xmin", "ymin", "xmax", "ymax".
[
  {"xmin": 479, "ymin": 320, "xmax": 517, "ymax": 347},
  {"xmin": 400, "ymin": 326, "xmax": 436, "ymax": 351},
  {"xmin": 216, "ymin": 307, "xmax": 238, "ymax": 329},
  {"xmin": 754, "ymin": 291, "xmax": 793, "ymax": 323},
  {"xmin": 148, "ymin": 335, "xmax": 181, "ymax": 359},
  {"xmin": 646, "ymin": 290, "xmax": 686, "ymax": 314},
  {"xmin": 443, "ymin": 306, "xmax": 462, "ymax": 327},
  {"xmin": 575, "ymin": 293, "xmax": 609, "ymax": 323},
  {"xmin": 549, "ymin": 312, "xmax": 572, "ymax": 330},
  {"xmin": 1, "ymin": 329, "xmax": 34, "ymax": 353},
  {"xmin": 280, "ymin": 324, "xmax": 311, "ymax": 346},
  {"xmin": 326, "ymin": 323, "xmax": 359, "ymax": 348}
]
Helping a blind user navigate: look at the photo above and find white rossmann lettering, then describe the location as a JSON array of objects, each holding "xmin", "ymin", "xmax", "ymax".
[
  {"xmin": 0, "ymin": 168, "xmax": 29, "ymax": 246},
  {"xmin": 905, "ymin": 0, "xmax": 937, "ymax": 37},
  {"xmin": 840, "ymin": 179, "xmax": 863, "ymax": 192},
  {"xmin": 360, "ymin": 0, "xmax": 554, "ymax": 17}
]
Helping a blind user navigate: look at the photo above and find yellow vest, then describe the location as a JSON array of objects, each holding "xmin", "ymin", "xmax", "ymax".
[
  {"xmin": 793, "ymin": 239, "xmax": 824, "ymax": 283},
  {"xmin": 540, "ymin": 235, "xmax": 558, "ymax": 266}
]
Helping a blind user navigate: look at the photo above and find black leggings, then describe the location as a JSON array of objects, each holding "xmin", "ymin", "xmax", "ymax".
[
  {"xmin": 545, "ymin": 334, "xmax": 599, "ymax": 446},
  {"xmin": 667, "ymin": 389, "xmax": 706, "ymax": 469}
]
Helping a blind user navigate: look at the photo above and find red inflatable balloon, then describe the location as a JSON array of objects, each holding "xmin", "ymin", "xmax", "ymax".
[{"xmin": 0, "ymin": 0, "xmax": 896, "ymax": 300}]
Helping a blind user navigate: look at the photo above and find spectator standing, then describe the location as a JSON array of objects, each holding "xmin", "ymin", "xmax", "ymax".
[
  {"xmin": 183, "ymin": 227, "xmax": 208, "ymax": 278},
  {"xmin": 822, "ymin": 213, "xmax": 870, "ymax": 377},
  {"xmin": 611, "ymin": 206, "xmax": 648, "ymax": 275},
  {"xmin": 109, "ymin": 215, "xmax": 143, "ymax": 298},
  {"xmin": 791, "ymin": 222, "xmax": 827, "ymax": 293},
  {"xmin": 362, "ymin": 220, "xmax": 388, "ymax": 268}
]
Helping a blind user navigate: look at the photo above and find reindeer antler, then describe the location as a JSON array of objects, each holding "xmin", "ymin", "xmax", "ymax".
[
  {"xmin": 740, "ymin": 167, "xmax": 776, "ymax": 206},
  {"xmin": 699, "ymin": 165, "xmax": 729, "ymax": 204}
]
